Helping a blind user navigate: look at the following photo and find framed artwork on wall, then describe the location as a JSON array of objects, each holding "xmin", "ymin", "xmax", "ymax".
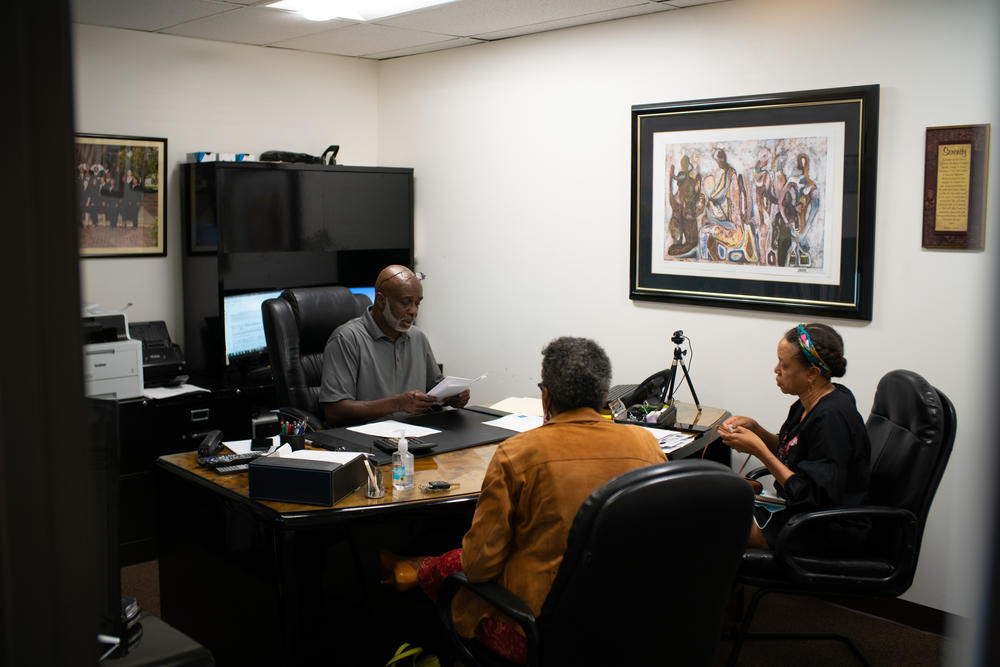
[
  {"xmin": 630, "ymin": 85, "xmax": 879, "ymax": 321},
  {"xmin": 921, "ymin": 123, "xmax": 990, "ymax": 250},
  {"xmin": 75, "ymin": 133, "xmax": 167, "ymax": 257}
]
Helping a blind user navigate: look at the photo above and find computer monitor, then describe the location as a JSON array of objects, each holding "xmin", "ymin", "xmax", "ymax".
[
  {"xmin": 222, "ymin": 289, "xmax": 283, "ymax": 365},
  {"xmin": 348, "ymin": 286, "xmax": 376, "ymax": 304}
]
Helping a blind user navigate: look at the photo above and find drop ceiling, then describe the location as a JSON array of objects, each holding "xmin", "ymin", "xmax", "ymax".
[{"xmin": 71, "ymin": 0, "xmax": 724, "ymax": 60}]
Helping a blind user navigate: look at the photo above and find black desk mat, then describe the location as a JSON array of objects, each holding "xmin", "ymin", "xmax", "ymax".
[{"xmin": 305, "ymin": 406, "xmax": 518, "ymax": 465}]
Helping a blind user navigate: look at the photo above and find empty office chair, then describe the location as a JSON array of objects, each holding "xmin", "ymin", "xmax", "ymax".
[
  {"xmin": 728, "ymin": 369, "xmax": 956, "ymax": 666},
  {"xmin": 437, "ymin": 460, "xmax": 754, "ymax": 666},
  {"xmin": 261, "ymin": 286, "xmax": 371, "ymax": 427}
]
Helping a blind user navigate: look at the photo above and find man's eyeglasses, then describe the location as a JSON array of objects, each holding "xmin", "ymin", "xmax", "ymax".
[{"xmin": 375, "ymin": 269, "xmax": 425, "ymax": 293}]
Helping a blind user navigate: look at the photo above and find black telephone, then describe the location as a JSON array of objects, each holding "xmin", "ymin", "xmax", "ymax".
[
  {"xmin": 619, "ymin": 368, "xmax": 672, "ymax": 407},
  {"xmin": 198, "ymin": 429, "xmax": 224, "ymax": 457}
]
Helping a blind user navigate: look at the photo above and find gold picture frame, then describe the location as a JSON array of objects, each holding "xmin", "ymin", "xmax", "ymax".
[{"xmin": 76, "ymin": 133, "xmax": 167, "ymax": 257}]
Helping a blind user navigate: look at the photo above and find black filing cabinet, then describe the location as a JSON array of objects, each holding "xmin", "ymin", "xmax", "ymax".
[{"xmin": 118, "ymin": 384, "xmax": 275, "ymax": 565}]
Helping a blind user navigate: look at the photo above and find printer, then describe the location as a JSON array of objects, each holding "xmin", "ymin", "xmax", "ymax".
[{"xmin": 82, "ymin": 313, "xmax": 143, "ymax": 400}]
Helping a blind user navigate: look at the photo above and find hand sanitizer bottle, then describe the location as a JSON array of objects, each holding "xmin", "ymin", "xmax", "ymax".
[{"xmin": 392, "ymin": 434, "xmax": 414, "ymax": 490}]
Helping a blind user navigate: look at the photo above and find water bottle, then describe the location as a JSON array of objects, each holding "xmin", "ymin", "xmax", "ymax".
[{"xmin": 392, "ymin": 434, "xmax": 414, "ymax": 490}]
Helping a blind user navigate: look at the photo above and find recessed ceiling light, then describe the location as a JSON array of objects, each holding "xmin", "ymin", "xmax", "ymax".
[{"xmin": 267, "ymin": 0, "xmax": 460, "ymax": 22}]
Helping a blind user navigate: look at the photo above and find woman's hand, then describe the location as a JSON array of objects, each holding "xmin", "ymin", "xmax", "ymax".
[
  {"xmin": 719, "ymin": 414, "xmax": 779, "ymax": 453},
  {"xmin": 721, "ymin": 415, "xmax": 759, "ymax": 433},
  {"xmin": 718, "ymin": 417, "xmax": 793, "ymax": 486},
  {"xmin": 717, "ymin": 424, "xmax": 767, "ymax": 457}
]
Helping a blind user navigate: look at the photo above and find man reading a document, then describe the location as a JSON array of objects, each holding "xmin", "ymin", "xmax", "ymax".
[{"xmin": 319, "ymin": 265, "xmax": 470, "ymax": 426}]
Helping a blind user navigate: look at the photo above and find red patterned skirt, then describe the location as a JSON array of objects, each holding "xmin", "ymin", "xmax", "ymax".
[{"xmin": 418, "ymin": 548, "xmax": 527, "ymax": 664}]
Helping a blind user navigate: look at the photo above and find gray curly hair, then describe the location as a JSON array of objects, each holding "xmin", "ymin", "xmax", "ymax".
[{"xmin": 540, "ymin": 337, "xmax": 612, "ymax": 413}]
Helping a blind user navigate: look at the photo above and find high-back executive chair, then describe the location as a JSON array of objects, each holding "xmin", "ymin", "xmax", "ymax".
[
  {"xmin": 728, "ymin": 369, "xmax": 957, "ymax": 666},
  {"xmin": 261, "ymin": 286, "xmax": 371, "ymax": 428},
  {"xmin": 437, "ymin": 460, "xmax": 754, "ymax": 666}
]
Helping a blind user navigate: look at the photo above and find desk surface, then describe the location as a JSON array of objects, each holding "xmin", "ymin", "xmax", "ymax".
[
  {"xmin": 156, "ymin": 400, "xmax": 727, "ymax": 524},
  {"xmin": 158, "ymin": 441, "xmax": 497, "ymax": 520}
]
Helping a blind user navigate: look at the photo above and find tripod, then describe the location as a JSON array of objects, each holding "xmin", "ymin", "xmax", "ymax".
[{"xmin": 657, "ymin": 332, "xmax": 701, "ymax": 412}]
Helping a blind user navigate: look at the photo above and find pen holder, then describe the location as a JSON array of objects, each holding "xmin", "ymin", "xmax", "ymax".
[
  {"xmin": 282, "ymin": 433, "xmax": 305, "ymax": 451},
  {"xmin": 365, "ymin": 462, "xmax": 385, "ymax": 499}
]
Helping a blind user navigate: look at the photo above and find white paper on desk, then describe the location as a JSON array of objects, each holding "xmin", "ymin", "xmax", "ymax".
[
  {"xmin": 224, "ymin": 435, "xmax": 279, "ymax": 455},
  {"xmin": 142, "ymin": 383, "xmax": 210, "ymax": 400},
  {"xmin": 346, "ymin": 419, "xmax": 440, "ymax": 439},
  {"xmin": 639, "ymin": 426, "xmax": 695, "ymax": 454},
  {"xmin": 428, "ymin": 374, "xmax": 486, "ymax": 400},
  {"xmin": 489, "ymin": 397, "xmax": 544, "ymax": 418},
  {"xmin": 483, "ymin": 413, "xmax": 543, "ymax": 433},
  {"xmin": 273, "ymin": 448, "xmax": 363, "ymax": 465}
]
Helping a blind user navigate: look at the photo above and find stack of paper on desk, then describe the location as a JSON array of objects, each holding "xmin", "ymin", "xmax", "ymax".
[
  {"xmin": 639, "ymin": 426, "xmax": 695, "ymax": 454},
  {"xmin": 489, "ymin": 397, "xmax": 544, "ymax": 417},
  {"xmin": 223, "ymin": 436, "xmax": 279, "ymax": 455}
]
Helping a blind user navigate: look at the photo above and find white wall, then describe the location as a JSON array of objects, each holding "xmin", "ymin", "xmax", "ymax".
[
  {"xmin": 73, "ymin": 25, "xmax": 379, "ymax": 341},
  {"xmin": 377, "ymin": 0, "xmax": 999, "ymax": 620}
]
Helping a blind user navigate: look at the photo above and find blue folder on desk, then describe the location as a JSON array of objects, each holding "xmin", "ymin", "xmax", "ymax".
[{"xmin": 306, "ymin": 406, "xmax": 518, "ymax": 465}]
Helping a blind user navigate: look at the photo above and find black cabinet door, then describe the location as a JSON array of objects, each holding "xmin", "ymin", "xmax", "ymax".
[{"xmin": 118, "ymin": 384, "xmax": 275, "ymax": 565}]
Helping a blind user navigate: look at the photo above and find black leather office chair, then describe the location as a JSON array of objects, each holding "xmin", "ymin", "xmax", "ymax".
[
  {"xmin": 728, "ymin": 369, "xmax": 957, "ymax": 666},
  {"xmin": 437, "ymin": 460, "xmax": 754, "ymax": 666},
  {"xmin": 261, "ymin": 286, "xmax": 371, "ymax": 427}
]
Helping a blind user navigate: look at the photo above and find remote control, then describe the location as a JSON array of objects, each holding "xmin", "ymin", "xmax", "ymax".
[
  {"xmin": 372, "ymin": 436, "xmax": 435, "ymax": 454},
  {"xmin": 197, "ymin": 452, "xmax": 261, "ymax": 468},
  {"xmin": 214, "ymin": 463, "xmax": 250, "ymax": 474}
]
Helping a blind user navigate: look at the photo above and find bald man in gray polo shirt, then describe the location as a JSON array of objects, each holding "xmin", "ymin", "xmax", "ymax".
[{"xmin": 319, "ymin": 265, "xmax": 470, "ymax": 427}]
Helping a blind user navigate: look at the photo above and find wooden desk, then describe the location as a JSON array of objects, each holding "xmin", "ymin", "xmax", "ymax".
[
  {"xmin": 159, "ymin": 442, "xmax": 497, "ymax": 522},
  {"xmin": 155, "ymin": 401, "xmax": 728, "ymax": 666}
]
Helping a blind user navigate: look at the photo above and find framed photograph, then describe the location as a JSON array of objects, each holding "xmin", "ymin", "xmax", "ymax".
[
  {"xmin": 75, "ymin": 134, "xmax": 167, "ymax": 257},
  {"xmin": 630, "ymin": 85, "xmax": 879, "ymax": 320},
  {"xmin": 921, "ymin": 124, "xmax": 990, "ymax": 250}
]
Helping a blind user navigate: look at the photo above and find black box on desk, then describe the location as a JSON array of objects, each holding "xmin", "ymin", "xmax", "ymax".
[{"xmin": 248, "ymin": 454, "xmax": 366, "ymax": 506}]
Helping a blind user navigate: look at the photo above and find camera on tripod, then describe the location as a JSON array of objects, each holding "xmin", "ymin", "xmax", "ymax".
[{"xmin": 609, "ymin": 329, "xmax": 703, "ymax": 428}]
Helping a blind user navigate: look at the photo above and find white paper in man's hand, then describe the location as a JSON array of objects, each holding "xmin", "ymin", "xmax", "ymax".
[{"xmin": 428, "ymin": 374, "xmax": 486, "ymax": 400}]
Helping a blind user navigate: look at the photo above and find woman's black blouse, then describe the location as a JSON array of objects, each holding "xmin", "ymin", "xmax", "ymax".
[{"xmin": 765, "ymin": 384, "xmax": 871, "ymax": 551}]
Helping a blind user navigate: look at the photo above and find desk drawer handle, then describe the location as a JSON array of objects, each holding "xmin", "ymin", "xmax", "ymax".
[{"xmin": 190, "ymin": 408, "xmax": 210, "ymax": 422}]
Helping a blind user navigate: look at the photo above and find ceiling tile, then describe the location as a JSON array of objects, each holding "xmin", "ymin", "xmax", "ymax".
[
  {"xmin": 162, "ymin": 5, "xmax": 351, "ymax": 44},
  {"xmin": 474, "ymin": 3, "xmax": 672, "ymax": 41},
  {"xmin": 661, "ymin": 0, "xmax": 727, "ymax": 7},
  {"xmin": 364, "ymin": 37, "xmax": 483, "ymax": 60},
  {"xmin": 273, "ymin": 23, "xmax": 454, "ymax": 57},
  {"xmin": 375, "ymin": 0, "xmax": 652, "ymax": 37},
  {"xmin": 70, "ymin": 0, "xmax": 236, "ymax": 32}
]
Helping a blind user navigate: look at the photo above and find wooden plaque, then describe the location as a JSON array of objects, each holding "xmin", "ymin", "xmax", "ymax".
[{"xmin": 922, "ymin": 124, "xmax": 991, "ymax": 249}]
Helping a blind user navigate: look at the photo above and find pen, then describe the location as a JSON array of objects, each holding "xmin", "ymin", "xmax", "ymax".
[{"xmin": 363, "ymin": 458, "xmax": 378, "ymax": 486}]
